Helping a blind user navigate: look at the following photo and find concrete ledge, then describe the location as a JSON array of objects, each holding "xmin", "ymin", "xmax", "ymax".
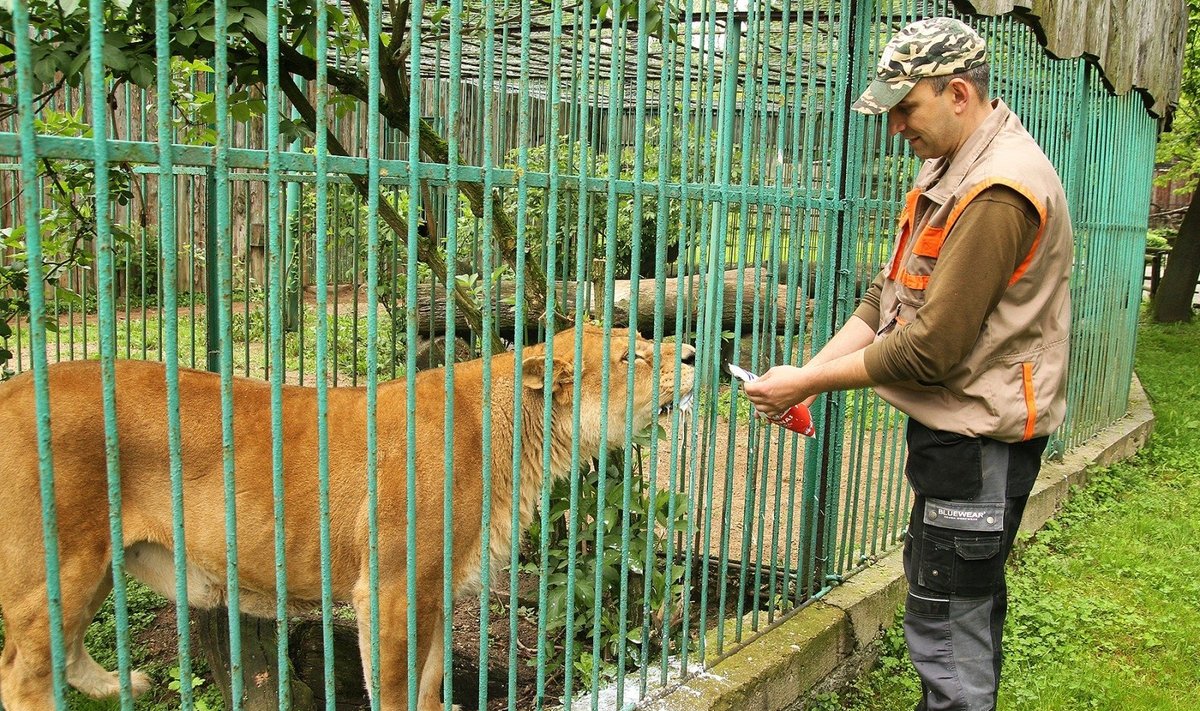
[{"xmin": 641, "ymin": 375, "xmax": 1154, "ymax": 711}]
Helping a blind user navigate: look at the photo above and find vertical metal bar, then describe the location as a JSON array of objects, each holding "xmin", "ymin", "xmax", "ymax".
[
  {"xmin": 86, "ymin": 0, "xmax": 137, "ymax": 704},
  {"xmin": 612, "ymin": 0, "xmax": 654, "ymax": 696},
  {"xmin": 313, "ymin": 0, "xmax": 337, "ymax": 705},
  {"xmin": 406, "ymin": 0, "xmax": 427, "ymax": 707},
  {"xmin": 211, "ymin": 0, "xmax": 246, "ymax": 704},
  {"xmin": 508, "ymin": 0, "xmax": 535, "ymax": 707},
  {"xmin": 641, "ymin": 1, "xmax": 681, "ymax": 692},
  {"xmin": 262, "ymin": 0, "xmax": 292, "ymax": 703},
  {"xmin": 534, "ymin": 0, "xmax": 566, "ymax": 702},
  {"xmin": 155, "ymin": 0, "xmax": 195, "ymax": 706},
  {"xmin": 562, "ymin": 0, "xmax": 596, "ymax": 703},
  {"xmin": 365, "ymin": 0, "xmax": 384, "ymax": 704},
  {"xmin": 12, "ymin": 0, "xmax": 69, "ymax": 704},
  {"xmin": 476, "ymin": 0, "xmax": 499, "ymax": 707},
  {"xmin": 587, "ymin": 0, "xmax": 625, "ymax": 700},
  {"xmin": 443, "ymin": 0, "xmax": 465, "ymax": 706}
]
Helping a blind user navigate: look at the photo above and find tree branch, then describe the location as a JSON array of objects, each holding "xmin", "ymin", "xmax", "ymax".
[
  {"xmin": 270, "ymin": 40, "xmax": 565, "ymax": 329},
  {"xmin": 277, "ymin": 72, "xmax": 504, "ymax": 352}
]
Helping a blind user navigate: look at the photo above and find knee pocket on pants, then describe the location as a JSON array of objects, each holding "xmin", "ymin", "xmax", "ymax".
[{"xmin": 917, "ymin": 526, "xmax": 1004, "ymax": 597}]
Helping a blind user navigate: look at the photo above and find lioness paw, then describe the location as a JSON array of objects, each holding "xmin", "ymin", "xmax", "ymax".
[{"xmin": 131, "ymin": 669, "xmax": 152, "ymax": 697}]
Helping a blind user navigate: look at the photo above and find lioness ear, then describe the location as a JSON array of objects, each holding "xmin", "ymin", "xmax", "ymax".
[{"xmin": 522, "ymin": 356, "xmax": 572, "ymax": 391}]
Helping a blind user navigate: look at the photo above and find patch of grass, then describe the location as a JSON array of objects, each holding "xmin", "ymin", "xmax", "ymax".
[{"xmin": 828, "ymin": 317, "xmax": 1200, "ymax": 710}]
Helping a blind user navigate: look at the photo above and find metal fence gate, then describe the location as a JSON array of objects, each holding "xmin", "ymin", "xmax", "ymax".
[{"xmin": 0, "ymin": 0, "xmax": 1156, "ymax": 709}]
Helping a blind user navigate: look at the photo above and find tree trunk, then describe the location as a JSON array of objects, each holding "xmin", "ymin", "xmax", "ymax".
[
  {"xmin": 1154, "ymin": 190, "xmax": 1199, "ymax": 323},
  {"xmin": 194, "ymin": 608, "xmax": 316, "ymax": 711}
]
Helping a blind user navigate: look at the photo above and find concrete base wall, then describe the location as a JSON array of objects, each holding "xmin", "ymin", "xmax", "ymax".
[{"xmin": 640, "ymin": 376, "xmax": 1155, "ymax": 711}]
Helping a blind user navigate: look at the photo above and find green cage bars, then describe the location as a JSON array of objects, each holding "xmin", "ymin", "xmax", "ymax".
[{"xmin": 0, "ymin": 0, "xmax": 1157, "ymax": 709}]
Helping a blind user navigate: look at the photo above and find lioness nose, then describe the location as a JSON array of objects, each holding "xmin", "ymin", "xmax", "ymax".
[{"xmin": 679, "ymin": 344, "xmax": 696, "ymax": 365}]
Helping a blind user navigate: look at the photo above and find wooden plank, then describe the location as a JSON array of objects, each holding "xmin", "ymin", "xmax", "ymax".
[{"xmin": 958, "ymin": 0, "xmax": 1187, "ymax": 117}]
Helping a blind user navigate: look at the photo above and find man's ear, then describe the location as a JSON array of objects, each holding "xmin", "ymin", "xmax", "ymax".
[
  {"xmin": 949, "ymin": 77, "xmax": 973, "ymax": 109},
  {"xmin": 522, "ymin": 356, "xmax": 573, "ymax": 391}
]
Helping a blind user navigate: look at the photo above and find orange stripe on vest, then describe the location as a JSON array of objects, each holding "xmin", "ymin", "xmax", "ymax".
[{"xmin": 1021, "ymin": 361, "xmax": 1038, "ymax": 441}]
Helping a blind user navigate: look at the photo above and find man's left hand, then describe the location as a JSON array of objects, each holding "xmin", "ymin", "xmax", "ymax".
[{"xmin": 742, "ymin": 365, "xmax": 813, "ymax": 419}]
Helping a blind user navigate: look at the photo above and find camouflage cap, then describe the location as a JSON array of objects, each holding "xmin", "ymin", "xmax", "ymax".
[{"xmin": 852, "ymin": 17, "xmax": 987, "ymax": 115}]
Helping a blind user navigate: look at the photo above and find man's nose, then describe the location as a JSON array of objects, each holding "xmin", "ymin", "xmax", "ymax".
[{"xmin": 887, "ymin": 111, "xmax": 904, "ymax": 137}]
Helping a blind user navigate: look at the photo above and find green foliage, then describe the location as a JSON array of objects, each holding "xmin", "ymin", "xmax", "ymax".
[
  {"xmin": 1145, "ymin": 227, "xmax": 1174, "ymax": 252},
  {"xmin": 524, "ymin": 449, "xmax": 689, "ymax": 684},
  {"xmin": 0, "ymin": 107, "xmax": 135, "ymax": 378},
  {"xmin": 1155, "ymin": 0, "xmax": 1200, "ymax": 191}
]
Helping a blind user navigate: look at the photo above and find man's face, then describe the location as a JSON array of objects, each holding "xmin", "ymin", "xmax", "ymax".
[{"xmin": 886, "ymin": 79, "xmax": 960, "ymax": 160}]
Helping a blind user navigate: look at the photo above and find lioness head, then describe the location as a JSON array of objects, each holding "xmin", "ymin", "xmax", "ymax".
[{"xmin": 521, "ymin": 324, "xmax": 696, "ymax": 453}]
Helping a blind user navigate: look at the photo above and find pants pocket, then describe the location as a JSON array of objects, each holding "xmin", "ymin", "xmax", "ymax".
[
  {"xmin": 905, "ymin": 418, "xmax": 984, "ymax": 499},
  {"xmin": 918, "ymin": 527, "xmax": 1004, "ymax": 597}
]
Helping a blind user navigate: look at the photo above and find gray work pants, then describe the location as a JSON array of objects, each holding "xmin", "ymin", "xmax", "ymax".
[{"xmin": 902, "ymin": 419, "xmax": 1048, "ymax": 711}]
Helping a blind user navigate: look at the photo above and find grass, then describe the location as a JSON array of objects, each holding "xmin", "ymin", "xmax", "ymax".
[
  {"xmin": 811, "ymin": 315, "xmax": 1200, "ymax": 710},
  {"xmin": 10, "ymin": 303, "xmax": 408, "ymax": 384}
]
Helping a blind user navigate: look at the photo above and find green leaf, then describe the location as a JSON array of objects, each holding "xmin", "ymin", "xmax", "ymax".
[
  {"xmin": 33, "ymin": 57, "xmax": 57, "ymax": 85},
  {"xmin": 177, "ymin": 29, "xmax": 197, "ymax": 47},
  {"xmin": 130, "ymin": 62, "xmax": 154, "ymax": 89},
  {"xmin": 242, "ymin": 8, "xmax": 269, "ymax": 41},
  {"xmin": 230, "ymin": 102, "xmax": 254, "ymax": 122},
  {"xmin": 101, "ymin": 42, "xmax": 133, "ymax": 72}
]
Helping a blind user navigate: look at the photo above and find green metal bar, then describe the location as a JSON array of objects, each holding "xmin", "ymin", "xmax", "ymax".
[
  {"xmin": 641, "ymin": 1, "xmax": 681, "ymax": 693},
  {"xmin": 761, "ymin": 0, "xmax": 800, "ymax": 624},
  {"xmin": 562, "ymin": 0, "xmax": 596, "ymax": 703},
  {"xmin": 694, "ymin": 0, "xmax": 739, "ymax": 662},
  {"xmin": 365, "ymin": 0, "xmax": 384, "ymax": 704},
  {"xmin": 406, "ymin": 0, "xmax": 427, "ymax": 706},
  {"xmin": 730, "ymin": 0, "xmax": 766, "ymax": 643},
  {"xmin": 262, "ymin": 0, "xmax": 293, "ymax": 703},
  {"xmin": 675, "ymin": 0, "xmax": 710, "ymax": 671},
  {"xmin": 476, "ymin": 0, "xmax": 498, "ymax": 706},
  {"xmin": 12, "ymin": 0, "xmax": 70, "ymax": 704},
  {"xmin": 86, "ymin": 0, "xmax": 138, "ymax": 704},
  {"xmin": 508, "ymin": 0, "xmax": 535, "ymax": 707},
  {"xmin": 209, "ymin": 0, "xmax": 246, "ymax": 704},
  {"xmin": 587, "ymin": 2, "xmax": 626, "ymax": 702},
  {"xmin": 312, "ymin": 0, "xmax": 337, "ymax": 705},
  {"xmin": 442, "ymin": 0, "xmax": 466, "ymax": 706},
  {"xmin": 443, "ymin": 0, "xmax": 465, "ymax": 706},
  {"xmin": 534, "ymin": 0, "xmax": 566, "ymax": 702},
  {"xmin": 612, "ymin": 0, "xmax": 655, "ymax": 696},
  {"xmin": 154, "ymin": 0, "xmax": 195, "ymax": 706}
]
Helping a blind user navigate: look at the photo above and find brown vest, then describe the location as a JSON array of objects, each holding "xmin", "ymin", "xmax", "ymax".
[{"xmin": 874, "ymin": 100, "xmax": 1072, "ymax": 442}]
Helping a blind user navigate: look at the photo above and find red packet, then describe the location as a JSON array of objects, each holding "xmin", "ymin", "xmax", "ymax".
[{"xmin": 728, "ymin": 363, "xmax": 816, "ymax": 437}]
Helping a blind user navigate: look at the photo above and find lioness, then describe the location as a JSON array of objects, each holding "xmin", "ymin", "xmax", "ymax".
[{"xmin": 0, "ymin": 325, "xmax": 695, "ymax": 711}]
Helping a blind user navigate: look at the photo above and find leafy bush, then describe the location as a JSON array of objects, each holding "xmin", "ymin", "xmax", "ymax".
[
  {"xmin": 525, "ymin": 448, "xmax": 689, "ymax": 685},
  {"xmin": 1145, "ymin": 227, "xmax": 1174, "ymax": 252}
]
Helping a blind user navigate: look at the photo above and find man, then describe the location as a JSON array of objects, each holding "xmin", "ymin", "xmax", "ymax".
[{"xmin": 743, "ymin": 16, "xmax": 1072, "ymax": 711}]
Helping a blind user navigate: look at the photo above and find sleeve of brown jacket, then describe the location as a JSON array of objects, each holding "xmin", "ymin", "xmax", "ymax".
[{"xmin": 855, "ymin": 185, "xmax": 1042, "ymax": 385}]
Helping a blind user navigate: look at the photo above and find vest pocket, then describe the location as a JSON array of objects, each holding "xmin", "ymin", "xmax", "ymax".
[{"xmin": 912, "ymin": 225, "xmax": 947, "ymax": 258}]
